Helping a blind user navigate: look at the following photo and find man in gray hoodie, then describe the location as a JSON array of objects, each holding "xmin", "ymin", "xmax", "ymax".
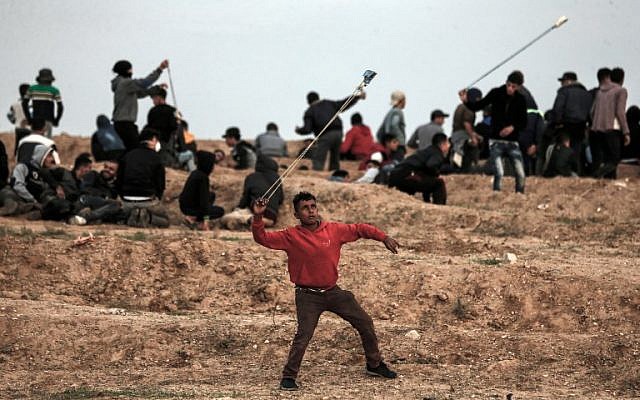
[
  {"xmin": 111, "ymin": 59, "xmax": 168, "ymax": 151},
  {"xmin": 590, "ymin": 67, "xmax": 630, "ymax": 179}
]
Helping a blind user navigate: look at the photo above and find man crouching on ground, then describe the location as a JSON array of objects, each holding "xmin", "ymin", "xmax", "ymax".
[{"xmin": 251, "ymin": 191, "xmax": 400, "ymax": 391}]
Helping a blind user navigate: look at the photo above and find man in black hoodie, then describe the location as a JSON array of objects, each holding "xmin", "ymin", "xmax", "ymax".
[
  {"xmin": 238, "ymin": 154, "xmax": 284, "ymax": 225},
  {"xmin": 221, "ymin": 154, "xmax": 284, "ymax": 229},
  {"xmin": 459, "ymin": 71, "xmax": 527, "ymax": 193},
  {"xmin": 388, "ymin": 133, "xmax": 450, "ymax": 205},
  {"xmin": 179, "ymin": 151, "xmax": 224, "ymax": 230}
]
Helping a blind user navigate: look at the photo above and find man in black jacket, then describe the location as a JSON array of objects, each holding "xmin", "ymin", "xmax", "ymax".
[
  {"xmin": 549, "ymin": 72, "xmax": 592, "ymax": 175},
  {"xmin": 179, "ymin": 151, "xmax": 224, "ymax": 230},
  {"xmin": 459, "ymin": 71, "xmax": 528, "ymax": 193},
  {"xmin": 295, "ymin": 90, "xmax": 365, "ymax": 171},
  {"xmin": 543, "ymin": 133, "xmax": 578, "ymax": 178},
  {"xmin": 388, "ymin": 133, "xmax": 450, "ymax": 205},
  {"xmin": 117, "ymin": 128, "xmax": 168, "ymax": 227}
]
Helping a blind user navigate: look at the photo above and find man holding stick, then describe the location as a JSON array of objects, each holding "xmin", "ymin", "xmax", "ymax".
[{"xmin": 251, "ymin": 192, "xmax": 399, "ymax": 391}]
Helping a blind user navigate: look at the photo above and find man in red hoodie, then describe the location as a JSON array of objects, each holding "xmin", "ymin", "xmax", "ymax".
[
  {"xmin": 251, "ymin": 192, "xmax": 400, "ymax": 391},
  {"xmin": 340, "ymin": 112, "xmax": 374, "ymax": 161}
]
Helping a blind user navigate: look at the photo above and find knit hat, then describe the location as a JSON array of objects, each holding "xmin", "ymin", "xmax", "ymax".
[
  {"xmin": 390, "ymin": 90, "xmax": 406, "ymax": 106},
  {"xmin": 112, "ymin": 60, "xmax": 132, "ymax": 77},
  {"xmin": 35, "ymin": 68, "xmax": 55, "ymax": 84},
  {"xmin": 467, "ymin": 87, "xmax": 483, "ymax": 102}
]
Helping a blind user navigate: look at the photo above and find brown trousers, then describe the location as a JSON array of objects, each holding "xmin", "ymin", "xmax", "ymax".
[{"xmin": 282, "ymin": 286, "xmax": 382, "ymax": 379}]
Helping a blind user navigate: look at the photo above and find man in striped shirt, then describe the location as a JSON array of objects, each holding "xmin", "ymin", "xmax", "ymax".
[{"xmin": 22, "ymin": 68, "xmax": 63, "ymax": 138}]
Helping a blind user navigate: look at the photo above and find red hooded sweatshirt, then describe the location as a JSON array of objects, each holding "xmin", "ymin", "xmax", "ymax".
[
  {"xmin": 340, "ymin": 124, "xmax": 374, "ymax": 159},
  {"xmin": 252, "ymin": 216, "xmax": 387, "ymax": 289}
]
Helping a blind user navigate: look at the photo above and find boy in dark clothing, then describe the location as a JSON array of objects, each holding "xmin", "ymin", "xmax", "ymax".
[
  {"xmin": 459, "ymin": 71, "xmax": 528, "ymax": 193},
  {"xmin": 82, "ymin": 160, "xmax": 119, "ymax": 200},
  {"xmin": 388, "ymin": 133, "xmax": 450, "ymax": 205},
  {"xmin": 22, "ymin": 69, "xmax": 63, "ymax": 138},
  {"xmin": 251, "ymin": 192, "xmax": 399, "ymax": 391},
  {"xmin": 238, "ymin": 155, "xmax": 284, "ymax": 224},
  {"xmin": 295, "ymin": 90, "xmax": 365, "ymax": 171},
  {"xmin": 111, "ymin": 59, "xmax": 168, "ymax": 151},
  {"xmin": 179, "ymin": 151, "xmax": 224, "ymax": 230},
  {"xmin": 223, "ymin": 127, "xmax": 256, "ymax": 170},
  {"xmin": 543, "ymin": 133, "xmax": 578, "ymax": 178},
  {"xmin": 92, "ymin": 114, "xmax": 125, "ymax": 162}
]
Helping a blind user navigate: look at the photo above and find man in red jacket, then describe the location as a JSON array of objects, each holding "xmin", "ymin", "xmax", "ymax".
[{"xmin": 252, "ymin": 192, "xmax": 400, "ymax": 391}]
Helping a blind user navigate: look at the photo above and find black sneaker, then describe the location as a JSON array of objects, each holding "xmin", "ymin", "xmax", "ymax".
[
  {"xmin": 366, "ymin": 361, "xmax": 397, "ymax": 379},
  {"xmin": 279, "ymin": 378, "xmax": 299, "ymax": 391}
]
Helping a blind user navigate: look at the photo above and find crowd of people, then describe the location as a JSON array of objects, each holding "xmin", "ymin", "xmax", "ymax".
[
  {"xmin": 0, "ymin": 62, "xmax": 637, "ymax": 227},
  {"xmin": 314, "ymin": 68, "xmax": 637, "ymax": 205}
]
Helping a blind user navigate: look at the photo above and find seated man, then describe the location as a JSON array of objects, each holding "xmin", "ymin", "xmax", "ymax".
[
  {"xmin": 91, "ymin": 114, "xmax": 126, "ymax": 162},
  {"xmin": 117, "ymin": 128, "xmax": 169, "ymax": 227},
  {"xmin": 543, "ymin": 132, "xmax": 578, "ymax": 178},
  {"xmin": 223, "ymin": 127, "xmax": 257, "ymax": 170},
  {"xmin": 11, "ymin": 144, "xmax": 71, "ymax": 220},
  {"xmin": 388, "ymin": 133, "xmax": 450, "ymax": 205},
  {"xmin": 221, "ymin": 154, "xmax": 283, "ymax": 229},
  {"xmin": 355, "ymin": 152, "xmax": 384, "ymax": 184},
  {"xmin": 340, "ymin": 113, "xmax": 374, "ymax": 161},
  {"xmin": 66, "ymin": 156, "xmax": 123, "ymax": 225},
  {"xmin": 179, "ymin": 151, "xmax": 224, "ymax": 230},
  {"xmin": 255, "ymin": 122, "xmax": 288, "ymax": 158}
]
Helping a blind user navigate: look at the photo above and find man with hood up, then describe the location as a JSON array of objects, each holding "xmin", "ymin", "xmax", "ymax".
[
  {"xmin": 91, "ymin": 114, "xmax": 126, "ymax": 161},
  {"xmin": 179, "ymin": 151, "xmax": 224, "ymax": 231},
  {"xmin": 221, "ymin": 154, "xmax": 284, "ymax": 229},
  {"xmin": 10, "ymin": 144, "xmax": 71, "ymax": 220},
  {"xmin": 111, "ymin": 59, "xmax": 168, "ymax": 151}
]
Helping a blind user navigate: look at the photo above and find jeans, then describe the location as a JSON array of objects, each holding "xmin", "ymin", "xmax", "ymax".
[
  {"xmin": 282, "ymin": 286, "xmax": 382, "ymax": 379},
  {"xmin": 489, "ymin": 140, "xmax": 525, "ymax": 193}
]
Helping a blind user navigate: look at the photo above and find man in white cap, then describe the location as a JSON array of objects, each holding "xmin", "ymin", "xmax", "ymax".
[{"xmin": 376, "ymin": 90, "xmax": 406, "ymax": 161}]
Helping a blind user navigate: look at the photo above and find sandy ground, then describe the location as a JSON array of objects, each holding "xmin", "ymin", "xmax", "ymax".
[{"xmin": 0, "ymin": 132, "xmax": 639, "ymax": 399}]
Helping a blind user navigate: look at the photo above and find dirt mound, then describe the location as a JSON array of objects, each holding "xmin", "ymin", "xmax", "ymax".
[{"xmin": 1, "ymin": 132, "xmax": 639, "ymax": 398}]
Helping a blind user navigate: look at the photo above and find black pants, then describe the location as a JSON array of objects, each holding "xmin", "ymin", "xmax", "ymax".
[
  {"xmin": 180, "ymin": 204, "xmax": 224, "ymax": 222},
  {"xmin": 389, "ymin": 168, "xmax": 446, "ymax": 204},
  {"xmin": 592, "ymin": 130, "xmax": 622, "ymax": 179},
  {"xmin": 113, "ymin": 121, "xmax": 139, "ymax": 152},
  {"xmin": 312, "ymin": 129, "xmax": 342, "ymax": 171}
]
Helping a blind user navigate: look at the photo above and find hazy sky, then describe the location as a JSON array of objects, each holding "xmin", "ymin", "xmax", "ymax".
[{"xmin": 1, "ymin": 0, "xmax": 638, "ymax": 140}]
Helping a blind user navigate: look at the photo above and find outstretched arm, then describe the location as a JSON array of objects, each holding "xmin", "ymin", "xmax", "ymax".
[{"xmin": 337, "ymin": 223, "xmax": 399, "ymax": 254}]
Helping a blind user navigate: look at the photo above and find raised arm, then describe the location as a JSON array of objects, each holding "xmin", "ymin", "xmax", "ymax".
[{"xmin": 251, "ymin": 198, "xmax": 289, "ymax": 250}]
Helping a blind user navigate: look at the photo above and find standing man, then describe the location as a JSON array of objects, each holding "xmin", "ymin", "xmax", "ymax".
[
  {"xmin": 549, "ymin": 72, "xmax": 592, "ymax": 175},
  {"xmin": 111, "ymin": 59, "xmax": 168, "ymax": 151},
  {"xmin": 377, "ymin": 90, "xmax": 407, "ymax": 161},
  {"xmin": 407, "ymin": 109, "xmax": 449, "ymax": 151},
  {"xmin": 22, "ymin": 69, "xmax": 63, "ymax": 138},
  {"xmin": 296, "ymin": 90, "xmax": 365, "ymax": 171},
  {"xmin": 459, "ymin": 71, "xmax": 527, "ymax": 193},
  {"xmin": 251, "ymin": 192, "xmax": 399, "ymax": 391},
  {"xmin": 450, "ymin": 88, "xmax": 482, "ymax": 172},
  {"xmin": 591, "ymin": 67, "xmax": 630, "ymax": 179}
]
